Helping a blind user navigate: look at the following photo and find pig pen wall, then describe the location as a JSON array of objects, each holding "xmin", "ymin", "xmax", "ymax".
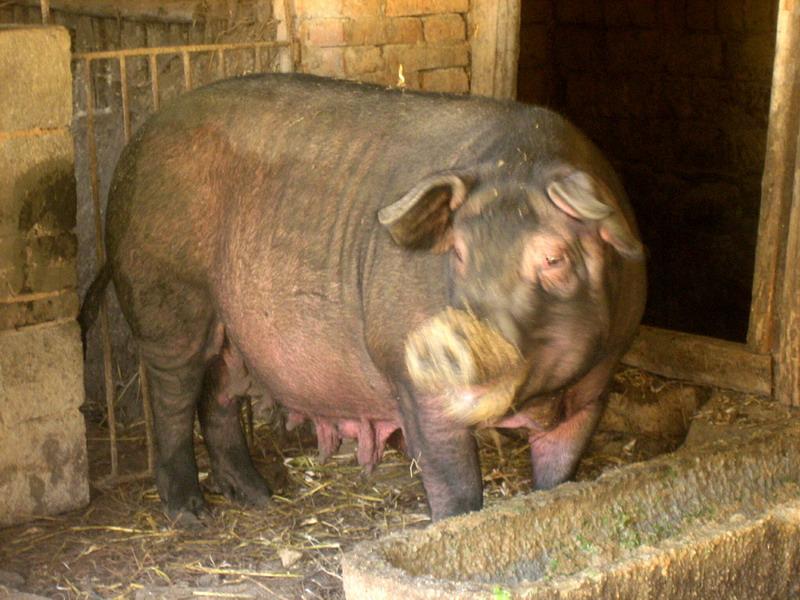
[
  {"xmin": 0, "ymin": 25, "xmax": 88, "ymax": 526},
  {"xmin": 518, "ymin": 0, "xmax": 778, "ymax": 342},
  {"xmin": 0, "ymin": 1, "xmax": 282, "ymax": 422}
]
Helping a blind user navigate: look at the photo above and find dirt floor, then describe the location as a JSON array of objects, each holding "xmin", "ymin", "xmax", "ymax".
[{"xmin": 0, "ymin": 369, "xmax": 693, "ymax": 599}]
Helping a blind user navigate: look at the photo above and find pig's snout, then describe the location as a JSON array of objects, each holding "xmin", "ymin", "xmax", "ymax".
[{"xmin": 405, "ymin": 308, "xmax": 525, "ymax": 425}]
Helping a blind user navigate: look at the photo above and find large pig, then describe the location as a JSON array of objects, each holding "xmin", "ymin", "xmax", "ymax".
[{"xmin": 84, "ymin": 73, "xmax": 645, "ymax": 525}]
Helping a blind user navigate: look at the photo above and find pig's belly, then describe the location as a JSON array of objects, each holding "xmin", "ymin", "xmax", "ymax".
[{"xmin": 227, "ymin": 306, "xmax": 397, "ymax": 420}]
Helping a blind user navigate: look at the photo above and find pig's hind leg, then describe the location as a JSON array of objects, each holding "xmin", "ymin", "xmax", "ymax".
[
  {"xmin": 528, "ymin": 359, "xmax": 614, "ymax": 490},
  {"xmin": 198, "ymin": 341, "xmax": 271, "ymax": 508},
  {"xmin": 121, "ymin": 276, "xmax": 216, "ymax": 527}
]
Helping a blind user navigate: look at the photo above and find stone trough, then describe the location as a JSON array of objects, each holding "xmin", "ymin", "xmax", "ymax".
[{"xmin": 343, "ymin": 413, "xmax": 800, "ymax": 599}]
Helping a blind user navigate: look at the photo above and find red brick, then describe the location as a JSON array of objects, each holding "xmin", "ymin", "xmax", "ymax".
[
  {"xmin": 419, "ymin": 67, "xmax": 469, "ymax": 93},
  {"xmin": 301, "ymin": 18, "xmax": 347, "ymax": 46},
  {"xmin": 385, "ymin": 0, "xmax": 468, "ymax": 17},
  {"xmin": 422, "ymin": 14, "xmax": 465, "ymax": 43}
]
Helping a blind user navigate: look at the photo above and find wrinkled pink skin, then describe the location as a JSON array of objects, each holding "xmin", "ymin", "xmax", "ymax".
[{"xmin": 103, "ymin": 74, "xmax": 645, "ymax": 525}]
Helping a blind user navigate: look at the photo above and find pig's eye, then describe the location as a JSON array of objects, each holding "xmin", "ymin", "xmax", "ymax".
[{"xmin": 544, "ymin": 253, "xmax": 566, "ymax": 268}]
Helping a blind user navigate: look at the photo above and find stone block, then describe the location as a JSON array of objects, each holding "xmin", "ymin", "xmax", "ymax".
[
  {"xmin": 518, "ymin": 24, "xmax": 549, "ymax": 67},
  {"xmin": 725, "ymin": 33, "xmax": 777, "ymax": 82},
  {"xmin": 686, "ymin": 0, "xmax": 716, "ymax": 30},
  {"xmin": 553, "ymin": 28, "xmax": 606, "ymax": 72},
  {"xmin": 0, "ymin": 130, "xmax": 76, "ymax": 239},
  {"xmin": 342, "ymin": 0, "xmax": 382, "ymax": 18},
  {"xmin": 665, "ymin": 34, "xmax": 723, "ymax": 76},
  {"xmin": 604, "ymin": 0, "xmax": 657, "ymax": 27},
  {"xmin": 0, "ymin": 235, "xmax": 25, "ymax": 298},
  {"xmin": 0, "ymin": 320, "xmax": 88, "ymax": 526},
  {"xmin": 344, "ymin": 45, "xmax": 383, "ymax": 76},
  {"xmin": 521, "ymin": 0, "xmax": 552, "ymax": 25},
  {"xmin": 294, "ymin": 0, "xmax": 343, "ymax": 18},
  {"xmin": 555, "ymin": 0, "xmax": 603, "ymax": 25},
  {"xmin": 0, "ymin": 290, "xmax": 79, "ymax": 330},
  {"xmin": 0, "ymin": 26, "xmax": 72, "ymax": 132},
  {"xmin": 301, "ymin": 18, "xmax": 347, "ymax": 47},
  {"xmin": 743, "ymin": 0, "xmax": 777, "ymax": 32},
  {"xmin": 422, "ymin": 14, "xmax": 465, "ymax": 43},
  {"xmin": 386, "ymin": 17, "xmax": 423, "ymax": 44},
  {"xmin": 0, "ymin": 320, "xmax": 83, "ymax": 424},
  {"xmin": 606, "ymin": 30, "xmax": 663, "ymax": 73},
  {"xmin": 717, "ymin": 0, "xmax": 745, "ymax": 31},
  {"xmin": 383, "ymin": 42, "xmax": 469, "ymax": 73},
  {"xmin": 346, "ymin": 17, "xmax": 389, "ymax": 45},
  {"xmin": 419, "ymin": 67, "xmax": 469, "ymax": 93},
  {"xmin": 385, "ymin": 0, "xmax": 468, "ymax": 18},
  {"xmin": 0, "ymin": 413, "xmax": 89, "ymax": 526},
  {"xmin": 302, "ymin": 46, "xmax": 346, "ymax": 77}
]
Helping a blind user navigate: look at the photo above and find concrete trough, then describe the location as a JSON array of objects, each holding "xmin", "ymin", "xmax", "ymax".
[{"xmin": 343, "ymin": 418, "xmax": 800, "ymax": 599}]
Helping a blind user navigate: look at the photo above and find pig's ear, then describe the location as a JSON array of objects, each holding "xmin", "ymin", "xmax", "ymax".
[
  {"xmin": 378, "ymin": 172, "xmax": 470, "ymax": 249},
  {"xmin": 546, "ymin": 170, "xmax": 644, "ymax": 259}
]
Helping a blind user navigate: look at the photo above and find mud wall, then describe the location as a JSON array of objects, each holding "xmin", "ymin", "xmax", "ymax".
[
  {"xmin": 0, "ymin": 25, "xmax": 88, "ymax": 526},
  {"xmin": 518, "ymin": 0, "xmax": 778, "ymax": 341}
]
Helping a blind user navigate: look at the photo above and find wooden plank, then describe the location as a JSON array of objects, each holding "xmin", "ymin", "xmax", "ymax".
[
  {"xmin": 748, "ymin": 0, "xmax": 800, "ymax": 353},
  {"xmin": 622, "ymin": 326, "xmax": 772, "ymax": 396},
  {"xmin": 774, "ymin": 124, "xmax": 800, "ymax": 406},
  {"xmin": 469, "ymin": 0, "xmax": 520, "ymax": 99}
]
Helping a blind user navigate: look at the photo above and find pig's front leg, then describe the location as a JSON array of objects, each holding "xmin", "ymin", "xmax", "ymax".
[
  {"xmin": 397, "ymin": 386, "xmax": 483, "ymax": 521},
  {"xmin": 528, "ymin": 358, "xmax": 615, "ymax": 489}
]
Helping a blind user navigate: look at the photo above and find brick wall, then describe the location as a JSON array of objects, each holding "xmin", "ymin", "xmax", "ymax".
[
  {"xmin": 0, "ymin": 25, "xmax": 89, "ymax": 525},
  {"xmin": 296, "ymin": 0, "xmax": 471, "ymax": 92},
  {"xmin": 518, "ymin": 0, "xmax": 778, "ymax": 341}
]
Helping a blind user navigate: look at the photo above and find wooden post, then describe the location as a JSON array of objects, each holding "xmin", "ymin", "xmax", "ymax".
[
  {"xmin": 775, "ymin": 126, "xmax": 800, "ymax": 406},
  {"xmin": 469, "ymin": 0, "xmax": 520, "ymax": 99},
  {"xmin": 748, "ymin": 1, "xmax": 800, "ymax": 355}
]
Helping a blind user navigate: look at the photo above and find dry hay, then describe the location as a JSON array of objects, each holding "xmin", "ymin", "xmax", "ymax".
[{"xmin": 0, "ymin": 368, "xmax": 695, "ymax": 599}]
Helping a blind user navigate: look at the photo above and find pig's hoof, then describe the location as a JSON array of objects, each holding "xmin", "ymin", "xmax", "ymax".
[
  {"xmin": 217, "ymin": 473, "xmax": 272, "ymax": 508},
  {"xmin": 165, "ymin": 494, "xmax": 210, "ymax": 529}
]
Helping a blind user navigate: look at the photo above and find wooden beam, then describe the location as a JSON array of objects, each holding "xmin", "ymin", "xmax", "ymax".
[
  {"xmin": 774, "ymin": 124, "xmax": 800, "ymax": 406},
  {"xmin": 622, "ymin": 326, "xmax": 772, "ymax": 396},
  {"xmin": 469, "ymin": 0, "xmax": 520, "ymax": 99},
  {"xmin": 12, "ymin": 0, "xmax": 225, "ymax": 23},
  {"xmin": 748, "ymin": 0, "xmax": 800, "ymax": 353}
]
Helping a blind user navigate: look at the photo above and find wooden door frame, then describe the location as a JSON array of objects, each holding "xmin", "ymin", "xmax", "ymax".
[{"xmin": 470, "ymin": 0, "xmax": 799, "ymax": 404}]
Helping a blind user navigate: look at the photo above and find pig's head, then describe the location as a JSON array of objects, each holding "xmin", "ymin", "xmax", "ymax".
[{"xmin": 379, "ymin": 162, "xmax": 643, "ymax": 423}]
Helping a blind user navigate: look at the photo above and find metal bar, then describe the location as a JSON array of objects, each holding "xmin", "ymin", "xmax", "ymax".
[
  {"xmin": 182, "ymin": 50, "xmax": 192, "ymax": 91},
  {"xmin": 0, "ymin": 289, "xmax": 71, "ymax": 304},
  {"xmin": 119, "ymin": 56, "xmax": 131, "ymax": 142},
  {"xmin": 84, "ymin": 57, "xmax": 119, "ymax": 478},
  {"xmin": 73, "ymin": 40, "xmax": 288, "ymax": 61},
  {"xmin": 217, "ymin": 48, "xmax": 226, "ymax": 78},
  {"xmin": 148, "ymin": 53, "xmax": 160, "ymax": 111},
  {"xmin": 253, "ymin": 45, "xmax": 261, "ymax": 72},
  {"xmin": 138, "ymin": 358, "xmax": 156, "ymax": 474},
  {"xmin": 40, "ymin": 0, "xmax": 50, "ymax": 24}
]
